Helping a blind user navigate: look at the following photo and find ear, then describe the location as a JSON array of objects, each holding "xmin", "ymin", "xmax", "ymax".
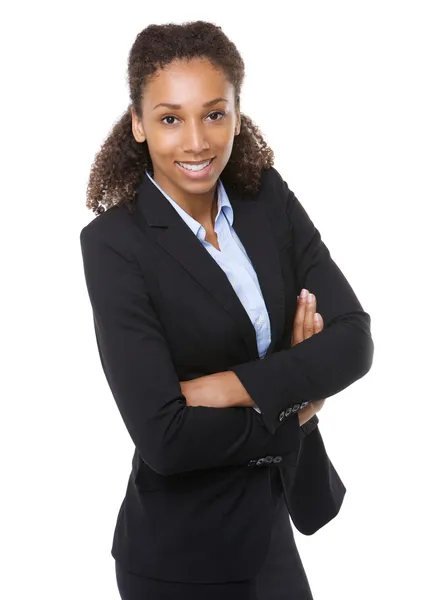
[
  {"xmin": 234, "ymin": 111, "xmax": 241, "ymax": 136},
  {"xmin": 130, "ymin": 106, "xmax": 146, "ymax": 143}
]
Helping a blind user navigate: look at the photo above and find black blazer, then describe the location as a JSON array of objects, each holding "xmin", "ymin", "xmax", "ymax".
[{"xmin": 80, "ymin": 166, "xmax": 374, "ymax": 583}]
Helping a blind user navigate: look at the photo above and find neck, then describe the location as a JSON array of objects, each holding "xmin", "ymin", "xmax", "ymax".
[{"xmin": 151, "ymin": 170, "xmax": 219, "ymax": 228}]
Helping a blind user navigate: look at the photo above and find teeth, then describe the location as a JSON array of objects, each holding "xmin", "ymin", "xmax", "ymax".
[{"xmin": 178, "ymin": 159, "xmax": 212, "ymax": 171}]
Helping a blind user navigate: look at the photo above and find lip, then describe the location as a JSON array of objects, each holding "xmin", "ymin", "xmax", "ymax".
[{"xmin": 175, "ymin": 157, "xmax": 215, "ymax": 180}]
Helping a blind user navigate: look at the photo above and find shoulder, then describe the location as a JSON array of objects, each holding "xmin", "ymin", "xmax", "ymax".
[
  {"xmin": 79, "ymin": 203, "xmax": 140, "ymax": 254},
  {"xmin": 258, "ymin": 166, "xmax": 294, "ymax": 217},
  {"xmin": 259, "ymin": 166, "xmax": 292, "ymax": 203}
]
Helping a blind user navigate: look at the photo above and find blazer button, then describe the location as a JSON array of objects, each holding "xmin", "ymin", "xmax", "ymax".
[
  {"xmin": 264, "ymin": 456, "xmax": 273, "ymax": 464},
  {"xmin": 285, "ymin": 407, "xmax": 293, "ymax": 418},
  {"xmin": 279, "ymin": 411, "xmax": 285, "ymax": 421},
  {"xmin": 273, "ymin": 456, "xmax": 283, "ymax": 464},
  {"xmin": 256, "ymin": 458, "xmax": 265, "ymax": 466},
  {"xmin": 292, "ymin": 404, "xmax": 300, "ymax": 412},
  {"xmin": 248, "ymin": 460, "xmax": 257, "ymax": 467},
  {"xmin": 300, "ymin": 401, "xmax": 309, "ymax": 409}
]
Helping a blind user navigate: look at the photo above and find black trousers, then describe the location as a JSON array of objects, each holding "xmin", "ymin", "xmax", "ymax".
[{"xmin": 115, "ymin": 471, "xmax": 314, "ymax": 600}]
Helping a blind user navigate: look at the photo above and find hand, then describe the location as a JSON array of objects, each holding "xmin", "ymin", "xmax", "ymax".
[
  {"xmin": 291, "ymin": 288, "xmax": 327, "ymax": 425},
  {"xmin": 291, "ymin": 288, "xmax": 324, "ymax": 348},
  {"xmin": 179, "ymin": 373, "xmax": 231, "ymax": 408}
]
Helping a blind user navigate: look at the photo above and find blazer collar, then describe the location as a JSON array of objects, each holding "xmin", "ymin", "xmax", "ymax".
[{"xmin": 132, "ymin": 171, "xmax": 286, "ymax": 361}]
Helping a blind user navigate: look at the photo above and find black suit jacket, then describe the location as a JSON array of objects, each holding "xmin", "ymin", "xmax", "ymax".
[{"xmin": 80, "ymin": 166, "xmax": 374, "ymax": 583}]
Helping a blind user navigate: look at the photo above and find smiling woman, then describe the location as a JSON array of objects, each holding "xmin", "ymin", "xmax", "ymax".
[
  {"xmin": 81, "ymin": 18, "xmax": 373, "ymax": 600},
  {"xmin": 85, "ymin": 21, "xmax": 275, "ymax": 222},
  {"xmin": 129, "ymin": 56, "xmax": 239, "ymax": 213}
]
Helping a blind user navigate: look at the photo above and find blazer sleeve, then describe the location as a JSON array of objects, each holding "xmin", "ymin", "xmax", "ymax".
[
  {"xmin": 228, "ymin": 168, "xmax": 374, "ymax": 435},
  {"xmin": 80, "ymin": 224, "xmax": 302, "ymax": 476}
]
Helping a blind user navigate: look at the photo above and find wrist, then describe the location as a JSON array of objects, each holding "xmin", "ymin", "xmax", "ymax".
[
  {"xmin": 298, "ymin": 403, "xmax": 315, "ymax": 426},
  {"xmin": 223, "ymin": 371, "xmax": 255, "ymax": 407}
]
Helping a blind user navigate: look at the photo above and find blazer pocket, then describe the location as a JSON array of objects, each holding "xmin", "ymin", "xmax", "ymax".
[
  {"xmin": 134, "ymin": 458, "xmax": 218, "ymax": 492},
  {"xmin": 134, "ymin": 458, "xmax": 246, "ymax": 493}
]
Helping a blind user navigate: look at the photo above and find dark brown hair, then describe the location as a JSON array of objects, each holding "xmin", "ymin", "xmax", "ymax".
[{"xmin": 85, "ymin": 20, "xmax": 275, "ymax": 216}]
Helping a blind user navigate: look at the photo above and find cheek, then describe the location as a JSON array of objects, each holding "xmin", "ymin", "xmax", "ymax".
[
  {"xmin": 220, "ymin": 132, "xmax": 237, "ymax": 160},
  {"xmin": 218, "ymin": 121, "xmax": 236, "ymax": 143},
  {"xmin": 209, "ymin": 124, "xmax": 236, "ymax": 154},
  {"xmin": 147, "ymin": 139, "xmax": 176, "ymax": 163}
]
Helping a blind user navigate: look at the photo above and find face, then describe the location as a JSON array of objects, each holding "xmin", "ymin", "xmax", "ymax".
[{"xmin": 131, "ymin": 57, "xmax": 241, "ymax": 207}]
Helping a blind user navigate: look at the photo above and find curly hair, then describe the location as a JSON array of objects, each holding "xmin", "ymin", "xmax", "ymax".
[{"xmin": 86, "ymin": 20, "xmax": 275, "ymax": 216}]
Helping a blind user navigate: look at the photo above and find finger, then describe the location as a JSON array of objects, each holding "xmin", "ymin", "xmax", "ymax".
[
  {"xmin": 313, "ymin": 312, "xmax": 324, "ymax": 334},
  {"xmin": 293, "ymin": 289, "xmax": 309, "ymax": 346},
  {"xmin": 292, "ymin": 292, "xmax": 306, "ymax": 346},
  {"xmin": 303, "ymin": 292, "xmax": 316, "ymax": 340}
]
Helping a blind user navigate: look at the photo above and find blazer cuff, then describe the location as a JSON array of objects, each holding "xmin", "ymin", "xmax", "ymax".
[{"xmin": 300, "ymin": 413, "xmax": 319, "ymax": 438}]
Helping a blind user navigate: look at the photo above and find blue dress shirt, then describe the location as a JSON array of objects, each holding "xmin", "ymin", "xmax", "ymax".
[{"xmin": 145, "ymin": 170, "xmax": 272, "ymax": 413}]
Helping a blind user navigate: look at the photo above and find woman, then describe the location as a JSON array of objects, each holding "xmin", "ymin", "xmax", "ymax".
[{"xmin": 80, "ymin": 20, "xmax": 374, "ymax": 600}]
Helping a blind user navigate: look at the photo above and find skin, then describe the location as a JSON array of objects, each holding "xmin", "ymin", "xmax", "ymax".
[{"xmin": 131, "ymin": 56, "xmax": 241, "ymax": 239}]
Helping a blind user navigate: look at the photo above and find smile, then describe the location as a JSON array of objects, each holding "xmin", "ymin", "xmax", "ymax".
[
  {"xmin": 176, "ymin": 159, "xmax": 213, "ymax": 171},
  {"xmin": 175, "ymin": 158, "xmax": 215, "ymax": 179}
]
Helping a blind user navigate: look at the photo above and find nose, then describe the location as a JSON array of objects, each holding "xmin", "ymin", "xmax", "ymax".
[{"xmin": 181, "ymin": 119, "xmax": 209, "ymax": 154}]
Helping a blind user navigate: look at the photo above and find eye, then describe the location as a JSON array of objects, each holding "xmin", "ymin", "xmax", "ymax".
[
  {"xmin": 206, "ymin": 111, "xmax": 225, "ymax": 121},
  {"xmin": 161, "ymin": 115, "xmax": 179, "ymax": 125},
  {"xmin": 160, "ymin": 111, "xmax": 225, "ymax": 126}
]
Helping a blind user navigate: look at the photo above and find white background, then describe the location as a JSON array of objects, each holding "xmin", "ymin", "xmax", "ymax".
[{"xmin": 1, "ymin": 1, "xmax": 425, "ymax": 598}]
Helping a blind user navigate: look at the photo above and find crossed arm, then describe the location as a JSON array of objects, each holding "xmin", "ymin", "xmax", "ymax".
[
  {"xmin": 180, "ymin": 286, "xmax": 328, "ymax": 427},
  {"xmin": 80, "ymin": 167, "xmax": 373, "ymax": 475},
  {"xmin": 180, "ymin": 370, "xmax": 321, "ymax": 426}
]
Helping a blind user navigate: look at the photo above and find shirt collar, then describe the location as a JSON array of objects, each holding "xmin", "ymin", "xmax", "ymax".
[{"xmin": 145, "ymin": 169, "xmax": 234, "ymax": 237}]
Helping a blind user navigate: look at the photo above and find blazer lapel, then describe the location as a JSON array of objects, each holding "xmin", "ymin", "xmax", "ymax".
[{"xmin": 133, "ymin": 172, "xmax": 287, "ymax": 361}]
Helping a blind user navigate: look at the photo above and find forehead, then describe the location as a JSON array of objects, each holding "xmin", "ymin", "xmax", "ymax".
[{"xmin": 144, "ymin": 58, "xmax": 234, "ymax": 106}]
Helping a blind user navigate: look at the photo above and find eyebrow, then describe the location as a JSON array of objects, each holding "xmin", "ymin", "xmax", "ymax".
[{"xmin": 153, "ymin": 97, "xmax": 229, "ymax": 111}]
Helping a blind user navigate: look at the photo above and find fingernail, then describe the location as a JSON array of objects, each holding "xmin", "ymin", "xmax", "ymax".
[
  {"xmin": 300, "ymin": 289, "xmax": 308, "ymax": 298},
  {"xmin": 308, "ymin": 293, "xmax": 314, "ymax": 303},
  {"xmin": 314, "ymin": 313, "xmax": 320, "ymax": 321}
]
